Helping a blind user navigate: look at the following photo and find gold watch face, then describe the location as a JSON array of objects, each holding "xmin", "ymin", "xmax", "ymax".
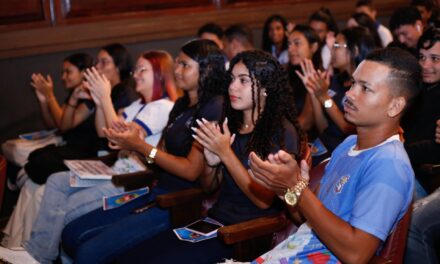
[{"xmin": 284, "ymin": 190, "xmax": 297, "ymax": 206}]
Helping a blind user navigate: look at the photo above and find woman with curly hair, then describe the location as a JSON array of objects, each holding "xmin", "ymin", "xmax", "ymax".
[
  {"xmin": 59, "ymin": 39, "xmax": 228, "ymax": 264},
  {"xmin": 262, "ymin": 14, "xmax": 289, "ymax": 65},
  {"xmin": 113, "ymin": 50, "xmax": 304, "ymax": 264}
]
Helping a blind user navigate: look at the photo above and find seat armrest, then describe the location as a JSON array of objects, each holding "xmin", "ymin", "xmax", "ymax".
[
  {"xmin": 218, "ymin": 213, "xmax": 288, "ymax": 245},
  {"xmin": 111, "ymin": 171, "xmax": 156, "ymax": 191},
  {"xmin": 156, "ymin": 188, "xmax": 204, "ymax": 208}
]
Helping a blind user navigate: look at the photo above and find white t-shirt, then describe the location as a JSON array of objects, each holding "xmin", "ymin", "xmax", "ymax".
[
  {"xmin": 378, "ymin": 24, "xmax": 393, "ymax": 47},
  {"xmin": 122, "ymin": 98, "xmax": 174, "ymax": 147}
]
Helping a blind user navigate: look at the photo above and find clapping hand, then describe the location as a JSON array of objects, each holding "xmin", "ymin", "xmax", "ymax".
[
  {"xmin": 248, "ymin": 150, "xmax": 310, "ymax": 198},
  {"xmin": 296, "ymin": 59, "xmax": 331, "ymax": 102},
  {"xmin": 31, "ymin": 73, "xmax": 54, "ymax": 102},
  {"xmin": 192, "ymin": 118, "xmax": 235, "ymax": 165},
  {"xmin": 83, "ymin": 67, "xmax": 111, "ymax": 106},
  {"xmin": 102, "ymin": 121, "xmax": 144, "ymax": 151}
]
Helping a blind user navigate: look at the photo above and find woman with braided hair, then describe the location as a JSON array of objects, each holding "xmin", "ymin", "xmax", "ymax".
[{"xmin": 113, "ymin": 50, "xmax": 304, "ymax": 263}]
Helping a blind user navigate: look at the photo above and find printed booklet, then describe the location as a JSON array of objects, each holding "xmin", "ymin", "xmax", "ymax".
[
  {"xmin": 64, "ymin": 160, "xmax": 115, "ymax": 180},
  {"xmin": 103, "ymin": 187, "xmax": 149, "ymax": 210}
]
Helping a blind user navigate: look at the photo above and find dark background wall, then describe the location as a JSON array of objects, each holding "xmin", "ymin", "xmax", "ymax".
[{"xmin": 0, "ymin": 0, "xmax": 405, "ymax": 147}]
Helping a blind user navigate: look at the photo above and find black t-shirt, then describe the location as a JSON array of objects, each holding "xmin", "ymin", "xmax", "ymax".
[
  {"xmin": 319, "ymin": 72, "xmax": 351, "ymax": 152},
  {"xmin": 208, "ymin": 120, "xmax": 300, "ymax": 225},
  {"xmin": 62, "ymin": 83, "xmax": 135, "ymax": 149},
  {"xmin": 157, "ymin": 95, "xmax": 224, "ymax": 191}
]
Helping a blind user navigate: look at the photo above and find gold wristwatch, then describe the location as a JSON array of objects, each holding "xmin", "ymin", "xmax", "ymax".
[
  {"xmin": 284, "ymin": 179, "xmax": 308, "ymax": 206},
  {"xmin": 145, "ymin": 147, "xmax": 158, "ymax": 164}
]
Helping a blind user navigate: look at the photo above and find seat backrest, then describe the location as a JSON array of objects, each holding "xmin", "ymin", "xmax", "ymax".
[
  {"xmin": 0, "ymin": 155, "xmax": 7, "ymax": 212},
  {"xmin": 369, "ymin": 205, "xmax": 412, "ymax": 263}
]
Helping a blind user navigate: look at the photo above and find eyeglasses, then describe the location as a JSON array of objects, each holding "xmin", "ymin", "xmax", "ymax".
[
  {"xmin": 130, "ymin": 67, "xmax": 147, "ymax": 76},
  {"xmin": 94, "ymin": 58, "xmax": 112, "ymax": 67},
  {"xmin": 333, "ymin": 43, "xmax": 348, "ymax": 49}
]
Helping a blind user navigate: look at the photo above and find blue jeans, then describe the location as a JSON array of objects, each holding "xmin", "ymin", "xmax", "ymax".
[
  {"xmin": 115, "ymin": 228, "xmax": 233, "ymax": 264},
  {"xmin": 24, "ymin": 171, "xmax": 123, "ymax": 263},
  {"xmin": 61, "ymin": 187, "xmax": 170, "ymax": 264},
  {"xmin": 405, "ymin": 187, "xmax": 440, "ymax": 264}
]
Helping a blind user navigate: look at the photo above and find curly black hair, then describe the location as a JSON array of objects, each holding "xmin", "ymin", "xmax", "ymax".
[
  {"xmin": 227, "ymin": 50, "xmax": 305, "ymax": 158},
  {"xmin": 164, "ymin": 39, "xmax": 228, "ymax": 152}
]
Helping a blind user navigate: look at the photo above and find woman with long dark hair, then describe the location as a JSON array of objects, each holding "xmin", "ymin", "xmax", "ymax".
[
  {"xmin": 286, "ymin": 24, "xmax": 322, "ymax": 132},
  {"xmin": 113, "ymin": 50, "xmax": 304, "ymax": 264},
  {"xmin": 262, "ymin": 14, "xmax": 289, "ymax": 65}
]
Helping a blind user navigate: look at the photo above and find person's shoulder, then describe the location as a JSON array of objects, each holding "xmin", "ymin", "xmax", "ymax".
[{"xmin": 149, "ymin": 98, "xmax": 174, "ymax": 108}]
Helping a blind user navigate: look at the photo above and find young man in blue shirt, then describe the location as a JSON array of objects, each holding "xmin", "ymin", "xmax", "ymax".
[{"xmin": 249, "ymin": 47, "xmax": 420, "ymax": 263}]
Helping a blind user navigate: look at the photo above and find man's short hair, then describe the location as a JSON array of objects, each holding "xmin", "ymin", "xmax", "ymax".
[
  {"xmin": 224, "ymin": 23, "xmax": 254, "ymax": 47},
  {"xmin": 417, "ymin": 25, "xmax": 440, "ymax": 51},
  {"xmin": 389, "ymin": 6, "xmax": 422, "ymax": 31},
  {"xmin": 365, "ymin": 47, "xmax": 422, "ymax": 110},
  {"xmin": 197, "ymin": 23, "xmax": 223, "ymax": 39},
  {"xmin": 356, "ymin": 0, "xmax": 375, "ymax": 9}
]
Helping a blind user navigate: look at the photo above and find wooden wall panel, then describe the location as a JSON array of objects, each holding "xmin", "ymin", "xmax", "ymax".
[
  {"xmin": 0, "ymin": 0, "xmax": 52, "ymax": 29},
  {"xmin": 0, "ymin": 0, "xmax": 407, "ymax": 59}
]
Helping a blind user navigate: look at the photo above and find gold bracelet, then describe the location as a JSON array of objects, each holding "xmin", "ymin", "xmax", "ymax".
[{"xmin": 284, "ymin": 178, "xmax": 308, "ymax": 206}]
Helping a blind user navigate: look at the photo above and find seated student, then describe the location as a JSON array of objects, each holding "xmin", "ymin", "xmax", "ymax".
[
  {"xmin": 249, "ymin": 47, "xmax": 419, "ymax": 263},
  {"xmin": 114, "ymin": 50, "xmax": 303, "ymax": 264},
  {"xmin": 24, "ymin": 43, "xmax": 136, "ymax": 186},
  {"xmin": 197, "ymin": 22, "xmax": 224, "ymax": 50},
  {"xmin": 31, "ymin": 53, "xmax": 93, "ymax": 130},
  {"xmin": 347, "ymin": 12, "xmax": 383, "ymax": 47},
  {"xmin": 262, "ymin": 14, "xmax": 289, "ymax": 65},
  {"xmin": 411, "ymin": 0, "xmax": 440, "ymax": 28},
  {"xmin": 404, "ymin": 27, "xmax": 440, "ymax": 264},
  {"xmin": 389, "ymin": 6, "xmax": 424, "ymax": 56},
  {"xmin": 223, "ymin": 23, "xmax": 255, "ymax": 62},
  {"xmin": 355, "ymin": 0, "xmax": 393, "ymax": 47},
  {"xmin": 286, "ymin": 24, "xmax": 321, "ymax": 132},
  {"xmin": 0, "ymin": 50, "xmax": 177, "ymax": 263},
  {"xmin": 308, "ymin": 8, "xmax": 339, "ymax": 70},
  {"xmin": 59, "ymin": 39, "xmax": 227, "ymax": 264},
  {"xmin": 296, "ymin": 27, "xmax": 376, "ymax": 165},
  {"xmin": 402, "ymin": 26, "xmax": 440, "ymax": 190}
]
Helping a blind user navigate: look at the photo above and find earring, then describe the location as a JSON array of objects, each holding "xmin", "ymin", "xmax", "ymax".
[{"xmin": 263, "ymin": 92, "xmax": 267, "ymax": 97}]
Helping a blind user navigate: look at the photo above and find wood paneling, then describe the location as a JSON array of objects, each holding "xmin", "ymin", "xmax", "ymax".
[
  {"xmin": 0, "ymin": 0, "xmax": 52, "ymax": 30},
  {"xmin": 0, "ymin": 0, "xmax": 407, "ymax": 59}
]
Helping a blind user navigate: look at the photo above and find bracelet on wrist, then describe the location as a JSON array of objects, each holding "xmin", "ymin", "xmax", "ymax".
[{"xmin": 284, "ymin": 178, "xmax": 309, "ymax": 206}]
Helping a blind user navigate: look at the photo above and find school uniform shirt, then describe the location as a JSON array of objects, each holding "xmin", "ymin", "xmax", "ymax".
[{"xmin": 122, "ymin": 98, "xmax": 174, "ymax": 147}]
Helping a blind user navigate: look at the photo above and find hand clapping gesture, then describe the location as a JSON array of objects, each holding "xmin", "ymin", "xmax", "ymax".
[
  {"xmin": 83, "ymin": 67, "xmax": 112, "ymax": 106},
  {"xmin": 102, "ymin": 120, "xmax": 145, "ymax": 151},
  {"xmin": 31, "ymin": 73, "xmax": 54, "ymax": 102},
  {"xmin": 249, "ymin": 150, "xmax": 309, "ymax": 199},
  {"xmin": 296, "ymin": 59, "xmax": 331, "ymax": 102},
  {"xmin": 192, "ymin": 118, "xmax": 235, "ymax": 166}
]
